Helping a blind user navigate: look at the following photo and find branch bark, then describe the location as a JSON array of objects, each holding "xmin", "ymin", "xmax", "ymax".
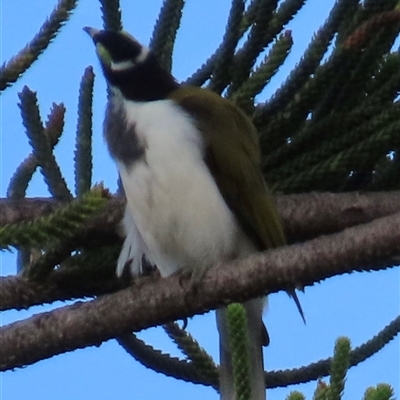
[
  {"xmin": 1, "ymin": 210, "xmax": 399, "ymax": 371},
  {"xmin": 0, "ymin": 196, "xmax": 125, "ymax": 244},
  {"xmin": 0, "ymin": 191, "xmax": 400, "ymax": 311},
  {"xmin": 1, "ymin": 192, "xmax": 400, "ymax": 241},
  {"xmin": 275, "ymin": 191, "xmax": 400, "ymax": 241},
  {"xmin": 2, "ymin": 191, "xmax": 400, "ymax": 311},
  {"xmin": 0, "ymin": 268, "xmax": 121, "ymax": 311}
]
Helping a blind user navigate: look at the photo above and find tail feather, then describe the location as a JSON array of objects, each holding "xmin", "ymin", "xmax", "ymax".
[
  {"xmin": 289, "ymin": 289, "xmax": 306, "ymax": 324},
  {"xmin": 216, "ymin": 298, "xmax": 266, "ymax": 400}
]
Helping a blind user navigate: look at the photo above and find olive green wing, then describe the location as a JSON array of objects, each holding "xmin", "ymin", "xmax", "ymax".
[
  {"xmin": 170, "ymin": 86, "xmax": 286, "ymax": 250},
  {"xmin": 171, "ymin": 86, "xmax": 305, "ymax": 321}
]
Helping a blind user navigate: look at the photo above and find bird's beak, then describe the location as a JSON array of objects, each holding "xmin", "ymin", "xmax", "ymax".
[{"xmin": 83, "ymin": 26, "xmax": 101, "ymax": 41}]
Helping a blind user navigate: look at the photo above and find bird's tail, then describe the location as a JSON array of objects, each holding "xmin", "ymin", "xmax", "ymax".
[{"xmin": 216, "ymin": 298, "xmax": 266, "ymax": 400}]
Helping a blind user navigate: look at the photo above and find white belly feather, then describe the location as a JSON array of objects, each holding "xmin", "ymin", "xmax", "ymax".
[{"xmin": 116, "ymin": 99, "xmax": 252, "ymax": 277}]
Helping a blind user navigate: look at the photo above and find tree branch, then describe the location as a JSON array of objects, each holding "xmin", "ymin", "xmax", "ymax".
[
  {"xmin": 116, "ymin": 314, "xmax": 400, "ymax": 389},
  {"xmin": 0, "ymin": 268, "xmax": 121, "ymax": 311},
  {"xmin": 2, "ymin": 191, "xmax": 400, "ymax": 311},
  {"xmin": 0, "ymin": 196, "xmax": 124, "ymax": 232},
  {"xmin": 1, "ymin": 191, "xmax": 400, "ymax": 241},
  {"xmin": 276, "ymin": 191, "xmax": 400, "ymax": 241},
  {"xmin": 1, "ymin": 210, "xmax": 399, "ymax": 371}
]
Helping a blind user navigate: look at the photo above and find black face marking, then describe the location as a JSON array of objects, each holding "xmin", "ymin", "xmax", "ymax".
[
  {"xmin": 91, "ymin": 30, "xmax": 179, "ymax": 102},
  {"xmin": 104, "ymin": 99, "xmax": 146, "ymax": 167},
  {"xmin": 110, "ymin": 54, "xmax": 179, "ymax": 102},
  {"xmin": 95, "ymin": 30, "xmax": 142, "ymax": 63}
]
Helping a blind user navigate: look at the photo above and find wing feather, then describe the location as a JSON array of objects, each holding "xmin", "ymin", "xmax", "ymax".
[{"xmin": 170, "ymin": 86, "xmax": 286, "ymax": 250}]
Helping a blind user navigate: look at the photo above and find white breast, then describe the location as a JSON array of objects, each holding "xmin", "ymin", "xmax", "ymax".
[{"xmin": 116, "ymin": 98, "xmax": 253, "ymax": 278}]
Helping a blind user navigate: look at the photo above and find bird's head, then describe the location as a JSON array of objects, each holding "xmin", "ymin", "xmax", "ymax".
[{"xmin": 84, "ymin": 27, "xmax": 178, "ymax": 101}]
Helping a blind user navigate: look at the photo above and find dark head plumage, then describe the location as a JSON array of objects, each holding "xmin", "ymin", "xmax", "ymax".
[{"xmin": 84, "ymin": 27, "xmax": 179, "ymax": 101}]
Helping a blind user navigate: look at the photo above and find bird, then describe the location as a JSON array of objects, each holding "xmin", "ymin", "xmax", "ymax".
[{"xmin": 84, "ymin": 27, "xmax": 302, "ymax": 400}]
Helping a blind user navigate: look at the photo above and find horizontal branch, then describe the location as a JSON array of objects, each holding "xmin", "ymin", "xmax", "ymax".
[
  {"xmin": 0, "ymin": 195, "xmax": 124, "ymax": 238},
  {"xmin": 276, "ymin": 191, "xmax": 400, "ymax": 241},
  {"xmin": 0, "ymin": 268, "xmax": 121, "ymax": 311},
  {"xmin": 2, "ymin": 191, "xmax": 400, "ymax": 311},
  {"xmin": 1, "ymin": 210, "xmax": 399, "ymax": 371},
  {"xmin": 1, "ymin": 191, "xmax": 400, "ymax": 242}
]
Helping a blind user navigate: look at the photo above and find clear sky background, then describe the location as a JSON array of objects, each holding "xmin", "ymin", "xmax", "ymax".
[{"xmin": 1, "ymin": 1, "xmax": 399, "ymax": 400}]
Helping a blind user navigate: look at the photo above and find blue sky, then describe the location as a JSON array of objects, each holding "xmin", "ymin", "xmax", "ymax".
[{"xmin": 1, "ymin": 1, "xmax": 399, "ymax": 400}]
